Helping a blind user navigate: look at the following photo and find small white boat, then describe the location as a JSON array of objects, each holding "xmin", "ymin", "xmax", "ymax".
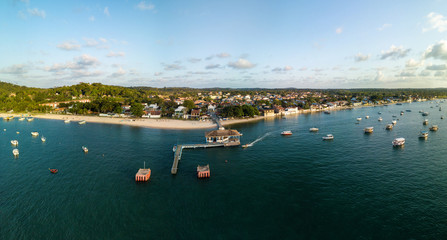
[
  {"xmin": 378, "ymin": 117, "xmax": 383, "ymax": 121},
  {"xmin": 281, "ymin": 131, "xmax": 293, "ymax": 136},
  {"xmin": 64, "ymin": 119, "xmax": 71, "ymax": 123},
  {"xmin": 41, "ymin": 136, "xmax": 46, "ymax": 142},
  {"xmin": 392, "ymin": 120, "xmax": 397, "ymax": 125},
  {"xmin": 309, "ymin": 127, "xmax": 319, "ymax": 132},
  {"xmin": 393, "ymin": 138, "xmax": 405, "ymax": 147},
  {"xmin": 78, "ymin": 120, "xmax": 86, "ymax": 125},
  {"xmin": 27, "ymin": 117, "xmax": 34, "ymax": 122},
  {"xmin": 322, "ymin": 134, "xmax": 334, "ymax": 140},
  {"xmin": 18, "ymin": 117, "xmax": 25, "ymax": 121},
  {"xmin": 365, "ymin": 116, "xmax": 369, "ymax": 119},
  {"xmin": 16, "ymin": 131, "xmax": 19, "ymax": 134},
  {"xmin": 356, "ymin": 117, "xmax": 362, "ymax": 121},
  {"xmin": 12, "ymin": 148, "xmax": 19, "ymax": 156},
  {"xmin": 242, "ymin": 143, "xmax": 253, "ymax": 148},
  {"xmin": 11, "ymin": 140, "xmax": 18, "ymax": 146},
  {"xmin": 419, "ymin": 131, "xmax": 428, "ymax": 139},
  {"xmin": 364, "ymin": 127, "xmax": 374, "ymax": 133},
  {"xmin": 378, "ymin": 112, "xmax": 382, "ymax": 114},
  {"xmin": 82, "ymin": 146, "xmax": 88, "ymax": 153},
  {"xmin": 423, "ymin": 119, "xmax": 428, "ymax": 125},
  {"xmin": 422, "ymin": 112, "xmax": 429, "ymax": 116},
  {"xmin": 31, "ymin": 132, "xmax": 39, "ymax": 136}
]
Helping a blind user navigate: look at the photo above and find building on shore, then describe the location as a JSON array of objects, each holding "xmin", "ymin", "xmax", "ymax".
[{"xmin": 205, "ymin": 129, "xmax": 242, "ymax": 146}]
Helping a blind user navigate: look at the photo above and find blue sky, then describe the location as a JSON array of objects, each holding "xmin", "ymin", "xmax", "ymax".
[{"xmin": 1, "ymin": 0, "xmax": 447, "ymax": 88}]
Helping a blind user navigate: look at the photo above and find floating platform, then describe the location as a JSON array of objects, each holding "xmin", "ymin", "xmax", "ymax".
[
  {"xmin": 135, "ymin": 168, "xmax": 151, "ymax": 181},
  {"xmin": 197, "ymin": 164, "xmax": 210, "ymax": 178}
]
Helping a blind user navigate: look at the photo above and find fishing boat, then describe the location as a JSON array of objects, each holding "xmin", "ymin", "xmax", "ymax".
[
  {"xmin": 386, "ymin": 124, "xmax": 393, "ymax": 130},
  {"xmin": 49, "ymin": 168, "xmax": 58, "ymax": 174},
  {"xmin": 419, "ymin": 131, "xmax": 429, "ymax": 139},
  {"xmin": 364, "ymin": 127, "xmax": 374, "ymax": 133},
  {"xmin": 356, "ymin": 117, "xmax": 362, "ymax": 121},
  {"xmin": 18, "ymin": 117, "xmax": 25, "ymax": 121},
  {"xmin": 322, "ymin": 134, "xmax": 334, "ymax": 140},
  {"xmin": 281, "ymin": 131, "xmax": 293, "ymax": 136},
  {"xmin": 392, "ymin": 138, "xmax": 405, "ymax": 147},
  {"xmin": 27, "ymin": 117, "xmax": 34, "ymax": 122},
  {"xmin": 12, "ymin": 149, "xmax": 19, "ymax": 156},
  {"xmin": 423, "ymin": 119, "xmax": 428, "ymax": 125},
  {"xmin": 82, "ymin": 146, "xmax": 88, "ymax": 153},
  {"xmin": 41, "ymin": 136, "xmax": 46, "ymax": 142},
  {"xmin": 11, "ymin": 140, "xmax": 18, "ymax": 146},
  {"xmin": 378, "ymin": 117, "xmax": 383, "ymax": 121},
  {"xmin": 429, "ymin": 125, "xmax": 438, "ymax": 131},
  {"xmin": 31, "ymin": 132, "xmax": 39, "ymax": 136},
  {"xmin": 309, "ymin": 127, "xmax": 319, "ymax": 132},
  {"xmin": 78, "ymin": 120, "xmax": 86, "ymax": 125},
  {"xmin": 64, "ymin": 119, "xmax": 71, "ymax": 123}
]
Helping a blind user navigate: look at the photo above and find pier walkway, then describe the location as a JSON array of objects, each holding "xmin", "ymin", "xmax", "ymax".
[
  {"xmin": 171, "ymin": 143, "xmax": 224, "ymax": 175},
  {"xmin": 210, "ymin": 112, "xmax": 224, "ymax": 130}
]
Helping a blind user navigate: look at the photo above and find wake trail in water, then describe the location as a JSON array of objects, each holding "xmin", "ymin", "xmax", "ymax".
[{"xmin": 246, "ymin": 132, "xmax": 273, "ymax": 147}]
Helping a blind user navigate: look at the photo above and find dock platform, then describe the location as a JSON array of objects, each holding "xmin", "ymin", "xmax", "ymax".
[{"xmin": 171, "ymin": 143, "xmax": 224, "ymax": 175}]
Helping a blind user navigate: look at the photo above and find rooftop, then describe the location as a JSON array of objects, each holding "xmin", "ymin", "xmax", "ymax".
[{"xmin": 205, "ymin": 129, "xmax": 242, "ymax": 137}]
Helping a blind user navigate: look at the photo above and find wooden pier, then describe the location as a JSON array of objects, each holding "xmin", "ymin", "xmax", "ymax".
[{"xmin": 171, "ymin": 143, "xmax": 224, "ymax": 175}]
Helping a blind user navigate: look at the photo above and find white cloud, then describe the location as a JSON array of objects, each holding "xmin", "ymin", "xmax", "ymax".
[
  {"xmin": 424, "ymin": 40, "xmax": 447, "ymax": 60},
  {"xmin": 104, "ymin": 7, "xmax": 110, "ymax": 16},
  {"xmin": 72, "ymin": 70, "xmax": 102, "ymax": 78},
  {"xmin": 205, "ymin": 64, "xmax": 220, "ymax": 69},
  {"xmin": 106, "ymin": 51, "xmax": 125, "ymax": 57},
  {"xmin": 45, "ymin": 54, "xmax": 100, "ymax": 72},
  {"xmin": 426, "ymin": 64, "xmax": 447, "ymax": 70},
  {"xmin": 228, "ymin": 59, "xmax": 255, "ymax": 69},
  {"xmin": 0, "ymin": 64, "xmax": 28, "ymax": 75},
  {"xmin": 419, "ymin": 70, "xmax": 431, "ymax": 76},
  {"xmin": 110, "ymin": 67, "xmax": 126, "ymax": 78},
  {"xmin": 406, "ymin": 58, "xmax": 423, "ymax": 68},
  {"xmin": 154, "ymin": 72, "xmax": 162, "ymax": 76},
  {"xmin": 217, "ymin": 52, "xmax": 231, "ymax": 58},
  {"xmin": 57, "ymin": 41, "xmax": 81, "ymax": 51},
  {"xmin": 424, "ymin": 12, "xmax": 447, "ymax": 32},
  {"xmin": 398, "ymin": 70, "xmax": 416, "ymax": 77},
  {"xmin": 380, "ymin": 45, "xmax": 410, "ymax": 60},
  {"xmin": 299, "ymin": 67, "xmax": 307, "ymax": 71},
  {"xmin": 435, "ymin": 71, "xmax": 445, "ymax": 77},
  {"xmin": 378, "ymin": 23, "xmax": 392, "ymax": 31},
  {"xmin": 84, "ymin": 38, "xmax": 98, "ymax": 47},
  {"xmin": 162, "ymin": 63, "xmax": 183, "ymax": 71},
  {"xmin": 375, "ymin": 71, "xmax": 384, "ymax": 82},
  {"xmin": 27, "ymin": 8, "xmax": 46, "ymax": 18},
  {"xmin": 137, "ymin": 1, "xmax": 155, "ymax": 11},
  {"xmin": 272, "ymin": 66, "xmax": 293, "ymax": 72},
  {"xmin": 99, "ymin": 38, "xmax": 107, "ymax": 43},
  {"xmin": 188, "ymin": 58, "xmax": 201, "ymax": 63},
  {"xmin": 89, "ymin": 16, "xmax": 95, "ymax": 22},
  {"xmin": 335, "ymin": 27, "xmax": 343, "ymax": 34},
  {"xmin": 354, "ymin": 53, "xmax": 370, "ymax": 62}
]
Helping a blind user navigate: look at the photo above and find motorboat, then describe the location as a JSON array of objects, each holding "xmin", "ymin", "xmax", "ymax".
[
  {"xmin": 422, "ymin": 112, "xmax": 429, "ymax": 116},
  {"xmin": 386, "ymin": 124, "xmax": 393, "ymax": 130},
  {"xmin": 378, "ymin": 117, "xmax": 383, "ymax": 121},
  {"xmin": 423, "ymin": 119, "xmax": 428, "ymax": 125},
  {"xmin": 18, "ymin": 117, "xmax": 25, "ymax": 121},
  {"xmin": 419, "ymin": 131, "xmax": 428, "ymax": 139},
  {"xmin": 378, "ymin": 112, "xmax": 382, "ymax": 114},
  {"xmin": 41, "ymin": 136, "xmax": 46, "ymax": 142},
  {"xmin": 392, "ymin": 120, "xmax": 397, "ymax": 125},
  {"xmin": 406, "ymin": 110, "xmax": 412, "ymax": 112},
  {"xmin": 429, "ymin": 125, "xmax": 438, "ymax": 131},
  {"xmin": 356, "ymin": 117, "xmax": 362, "ymax": 121},
  {"xmin": 322, "ymin": 134, "xmax": 334, "ymax": 140},
  {"xmin": 64, "ymin": 119, "xmax": 71, "ymax": 123},
  {"xmin": 281, "ymin": 131, "xmax": 293, "ymax": 136},
  {"xmin": 82, "ymin": 146, "xmax": 88, "ymax": 153},
  {"xmin": 11, "ymin": 140, "xmax": 18, "ymax": 146},
  {"xmin": 12, "ymin": 149, "xmax": 19, "ymax": 156},
  {"xmin": 78, "ymin": 120, "xmax": 86, "ymax": 125},
  {"xmin": 364, "ymin": 127, "xmax": 374, "ymax": 133},
  {"xmin": 309, "ymin": 127, "xmax": 319, "ymax": 132},
  {"xmin": 393, "ymin": 138, "xmax": 405, "ymax": 147},
  {"xmin": 49, "ymin": 168, "xmax": 58, "ymax": 174},
  {"xmin": 31, "ymin": 132, "xmax": 39, "ymax": 136},
  {"xmin": 365, "ymin": 115, "xmax": 369, "ymax": 119},
  {"xmin": 442, "ymin": 116, "xmax": 444, "ymax": 120},
  {"xmin": 27, "ymin": 117, "xmax": 34, "ymax": 122},
  {"xmin": 16, "ymin": 131, "xmax": 19, "ymax": 134},
  {"xmin": 242, "ymin": 143, "xmax": 253, "ymax": 148}
]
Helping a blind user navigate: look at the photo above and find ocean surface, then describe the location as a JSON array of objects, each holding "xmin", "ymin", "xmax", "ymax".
[{"xmin": 2, "ymin": 101, "xmax": 447, "ymax": 239}]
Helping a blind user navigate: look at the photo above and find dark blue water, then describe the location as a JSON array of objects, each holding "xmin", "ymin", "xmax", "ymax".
[{"xmin": 2, "ymin": 101, "xmax": 447, "ymax": 239}]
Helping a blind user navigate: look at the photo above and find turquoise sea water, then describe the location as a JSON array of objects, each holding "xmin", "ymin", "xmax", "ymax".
[{"xmin": 2, "ymin": 101, "xmax": 447, "ymax": 239}]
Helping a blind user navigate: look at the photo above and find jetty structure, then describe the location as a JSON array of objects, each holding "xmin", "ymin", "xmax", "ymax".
[
  {"xmin": 197, "ymin": 164, "xmax": 210, "ymax": 178},
  {"xmin": 171, "ymin": 113, "xmax": 242, "ymax": 175}
]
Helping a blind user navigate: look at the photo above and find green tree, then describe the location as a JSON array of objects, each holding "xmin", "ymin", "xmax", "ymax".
[
  {"xmin": 130, "ymin": 102, "xmax": 144, "ymax": 117},
  {"xmin": 182, "ymin": 100, "xmax": 195, "ymax": 111}
]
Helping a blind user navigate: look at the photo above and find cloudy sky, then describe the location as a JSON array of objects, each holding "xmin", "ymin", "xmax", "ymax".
[{"xmin": 1, "ymin": 0, "xmax": 447, "ymax": 88}]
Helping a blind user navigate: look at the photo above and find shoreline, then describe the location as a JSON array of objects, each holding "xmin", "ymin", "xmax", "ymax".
[{"xmin": 0, "ymin": 102, "xmax": 409, "ymax": 130}]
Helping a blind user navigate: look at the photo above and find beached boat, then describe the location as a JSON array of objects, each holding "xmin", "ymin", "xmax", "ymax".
[
  {"xmin": 12, "ymin": 148, "xmax": 19, "ymax": 156},
  {"xmin": 309, "ymin": 127, "xmax": 319, "ymax": 132},
  {"xmin": 322, "ymin": 134, "xmax": 334, "ymax": 140},
  {"xmin": 423, "ymin": 119, "xmax": 428, "ymax": 125},
  {"xmin": 393, "ymin": 138, "xmax": 405, "ymax": 147},
  {"xmin": 281, "ymin": 131, "xmax": 293, "ymax": 136},
  {"xmin": 31, "ymin": 132, "xmax": 39, "ymax": 136},
  {"xmin": 18, "ymin": 117, "xmax": 25, "ymax": 121},
  {"xmin": 378, "ymin": 117, "xmax": 383, "ymax": 121},
  {"xmin": 27, "ymin": 117, "xmax": 34, "ymax": 122},
  {"xmin": 429, "ymin": 125, "xmax": 438, "ymax": 131},
  {"xmin": 4, "ymin": 116, "xmax": 14, "ymax": 121},
  {"xmin": 364, "ymin": 127, "xmax": 374, "ymax": 133},
  {"xmin": 11, "ymin": 140, "xmax": 18, "ymax": 146},
  {"xmin": 356, "ymin": 117, "xmax": 362, "ymax": 121},
  {"xmin": 82, "ymin": 146, "xmax": 88, "ymax": 153},
  {"xmin": 422, "ymin": 112, "xmax": 429, "ymax": 116},
  {"xmin": 41, "ymin": 136, "xmax": 46, "ymax": 142},
  {"xmin": 49, "ymin": 168, "xmax": 58, "ymax": 174},
  {"xmin": 419, "ymin": 131, "xmax": 429, "ymax": 139},
  {"xmin": 64, "ymin": 119, "xmax": 71, "ymax": 123},
  {"xmin": 386, "ymin": 124, "xmax": 393, "ymax": 130},
  {"xmin": 78, "ymin": 120, "xmax": 86, "ymax": 125}
]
